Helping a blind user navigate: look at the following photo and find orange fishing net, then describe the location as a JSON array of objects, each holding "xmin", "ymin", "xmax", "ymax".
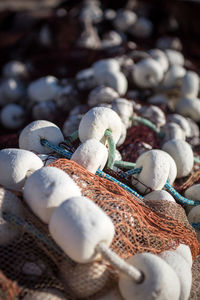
[
  {"xmin": 0, "ymin": 157, "xmax": 199, "ymax": 300},
  {"xmin": 16, "ymin": 158, "xmax": 198, "ymax": 298},
  {"xmin": 0, "ymin": 272, "xmax": 21, "ymax": 300},
  {"xmin": 49, "ymin": 158, "xmax": 199, "ymax": 260}
]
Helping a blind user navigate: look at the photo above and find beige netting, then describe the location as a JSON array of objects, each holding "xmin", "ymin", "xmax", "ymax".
[
  {"xmin": 144, "ymin": 200, "xmax": 195, "ymax": 230},
  {"xmin": 0, "ymin": 158, "xmax": 199, "ymax": 300},
  {"xmin": 49, "ymin": 159, "xmax": 199, "ymax": 260},
  {"xmin": 176, "ymin": 169, "xmax": 200, "ymax": 194},
  {"xmin": 189, "ymin": 255, "xmax": 200, "ymax": 300}
]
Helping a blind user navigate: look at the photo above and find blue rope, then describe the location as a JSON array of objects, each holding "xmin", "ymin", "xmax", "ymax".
[
  {"xmin": 191, "ymin": 223, "xmax": 200, "ymax": 230},
  {"xmin": 118, "ymin": 166, "xmax": 200, "ymax": 206},
  {"xmin": 126, "ymin": 167, "xmax": 143, "ymax": 176},
  {"xmin": 41, "ymin": 139, "xmax": 72, "ymax": 159},
  {"xmin": 43, "ymin": 138, "xmax": 200, "ymax": 223},
  {"xmin": 164, "ymin": 180, "xmax": 200, "ymax": 206},
  {"xmin": 41, "ymin": 139, "xmax": 143, "ymax": 199},
  {"xmin": 41, "ymin": 139, "xmax": 200, "ymax": 204},
  {"xmin": 96, "ymin": 169, "xmax": 143, "ymax": 199},
  {"xmin": 117, "ymin": 168, "xmax": 142, "ymax": 182}
]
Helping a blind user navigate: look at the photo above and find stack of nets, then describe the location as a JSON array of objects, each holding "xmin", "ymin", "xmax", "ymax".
[{"xmin": 0, "ymin": 158, "xmax": 199, "ymax": 299}]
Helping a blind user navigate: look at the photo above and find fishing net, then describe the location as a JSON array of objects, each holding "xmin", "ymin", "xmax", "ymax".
[
  {"xmin": 190, "ymin": 255, "xmax": 200, "ymax": 300},
  {"xmin": 49, "ymin": 159, "xmax": 198, "ymax": 259},
  {"xmin": 175, "ymin": 169, "xmax": 200, "ymax": 194},
  {"xmin": 0, "ymin": 158, "xmax": 199, "ymax": 300},
  {"xmin": 0, "ymin": 271, "xmax": 21, "ymax": 300},
  {"xmin": 117, "ymin": 122, "xmax": 200, "ymax": 300},
  {"xmin": 118, "ymin": 124, "xmax": 159, "ymax": 162}
]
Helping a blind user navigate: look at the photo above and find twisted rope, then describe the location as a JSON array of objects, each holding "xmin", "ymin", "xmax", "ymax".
[
  {"xmin": 41, "ymin": 139, "xmax": 143, "ymax": 199},
  {"xmin": 97, "ymin": 242, "xmax": 143, "ymax": 283},
  {"xmin": 164, "ymin": 180, "xmax": 200, "ymax": 206},
  {"xmin": 118, "ymin": 167, "xmax": 200, "ymax": 206},
  {"xmin": 67, "ymin": 130, "xmax": 79, "ymax": 143},
  {"xmin": 130, "ymin": 116, "xmax": 164, "ymax": 138},
  {"xmin": 104, "ymin": 129, "xmax": 116, "ymax": 169},
  {"xmin": 96, "ymin": 169, "xmax": 143, "ymax": 199},
  {"xmin": 130, "ymin": 116, "xmax": 200, "ymax": 164},
  {"xmin": 191, "ymin": 223, "xmax": 200, "ymax": 230},
  {"xmin": 41, "ymin": 139, "xmax": 200, "ymax": 205},
  {"xmin": 126, "ymin": 167, "xmax": 143, "ymax": 176},
  {"xmin": 41, "ymin": 139, "xmax": 72, "ymax": 159},
  {"xmin": 114, "ymin": 161, "xmax": 136, "ymax": 169},
  {"xmin": 194, "ymin": 156, "xmax": 200, "ymax": 164}
]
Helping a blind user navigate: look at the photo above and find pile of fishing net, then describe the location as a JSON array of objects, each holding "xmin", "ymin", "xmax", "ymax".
[{"xmin": 0, "ymin": 158, "xmax": 199, "ymax": 300}]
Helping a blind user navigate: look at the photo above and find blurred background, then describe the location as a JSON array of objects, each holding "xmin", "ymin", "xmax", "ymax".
[
  {"xmin": 0, "ymin": 0, "xmax": 200, "ymax": 146},
  {"xmin": 1, "ymin": 0, "xmax": 200, "ymax": 76}
]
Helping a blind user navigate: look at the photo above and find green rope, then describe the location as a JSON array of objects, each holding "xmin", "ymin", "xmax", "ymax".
[
  {"xmin": 104, "ymin": 129, "xmax": 116, "ymax": 169},
  {"xmin": 64, "ymin": 130, "xmax": 79, "ymax": 148},
  {"xmin": 67, "ymin": 130, "xmax": 79, "ymax": 143},
  {"xmin": 194, "ymin": 156, "xmax": 200, "ymax": 164},
  {"xmin": 114, "ymin": 161, "xmax": 136, "ymax": 169},
  {"xmin": 130, "ymin": 116, "xmax": 164, "ymax": 138},
  {"xmin": 41, "ymin": 139, "xmax": 200, "ymax": 205},
  {"xmin": 41, "ymin": 139, "xmax": 143, "ymax": 199}
]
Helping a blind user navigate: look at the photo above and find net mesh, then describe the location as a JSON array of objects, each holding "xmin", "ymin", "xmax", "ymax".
[
  {"xmin": 175, "ymin": 169, "xmax": 200, "ymax": 194},
  {"xmin": 118, "ymin": 125, "xmax": 159, "ymax": 162},
  {"xmin": 0, "ymin": 158, "xmax": 199, "ymax": 300},
  {"xmin": 0, "ymin": 271, "xmax": 21, "ymax": 300},
  {"xmin": 190, "ymin": 255, "xmax": 200, "ymax": 300},
  {"xmin": 48, "ymin": 159, "xmax": 199, "ymax": 259}
]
